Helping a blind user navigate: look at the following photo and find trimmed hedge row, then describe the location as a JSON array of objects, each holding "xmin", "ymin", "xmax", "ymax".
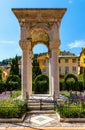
[
  {"xmin": 0, "ymin": 75, "xmax": 21, "ymax": 93},
  {"xmin": 59, "ymin": 103, "xmax": 85, "ymax": 118},
  {"xmin": 60, "ymin": 80, "xmax": 84, "ymax": 91},
  {"xmin": 0, "ymin": 80, "xmax": 7, "ymax": 93},
  {"xmin": 0, "ymin": 99, "xmax": 27, "ymax": 118}
]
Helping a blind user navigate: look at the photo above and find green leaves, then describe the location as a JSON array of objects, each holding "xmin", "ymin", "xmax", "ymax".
[{"xmin": 10, "ymin": 55, "xmax": 19, "ymax": 76}]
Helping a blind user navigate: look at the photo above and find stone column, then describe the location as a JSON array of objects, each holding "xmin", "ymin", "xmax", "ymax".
[
  {"xmin": 50, "ymin": 43, "xmax": 60, "ymax": 100},
  {"xmin": 19, "ymin": 40, "xmax": 32, "ymax": 100},
  {"xmin": 49, "ymin": 58, "xmax": 52, "ymax": 95},
  {"xmin": 28, "ymin": 50, "xmax": 32, "ymax": 96}
]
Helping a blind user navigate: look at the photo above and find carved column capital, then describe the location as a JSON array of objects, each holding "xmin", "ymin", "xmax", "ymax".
[
  {"xmin": 49, "ymin": 42, "xmax": 60, "ymax": 50},
  {"xmin": 19, "ymin": 40, "xmax": 32, "ymax": 50}
]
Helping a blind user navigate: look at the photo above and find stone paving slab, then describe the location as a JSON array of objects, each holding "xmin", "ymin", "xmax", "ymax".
[
  {"xmin": 0, "ymin": 128, "xmax": 85, "ymax": 130},
  {"xmin": 0, "ymin": 114, "xmax": 85, "ymax": 128}
]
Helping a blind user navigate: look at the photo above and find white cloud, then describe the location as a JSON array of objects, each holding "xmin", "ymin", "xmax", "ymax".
[
  {"xmin": 68, "ymin": 40, "xmax": 85, "ymax": 49},
  {"xmin": 0, "ymin": 40, "xmax": 17, "ymax": 44}
]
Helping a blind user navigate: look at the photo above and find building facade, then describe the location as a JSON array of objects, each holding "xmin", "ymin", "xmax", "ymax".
[
  {"xmin": 80, "ymin": 48, "xmax": 85, "ymax": 73},
  {"xmin": 38, "ymin": 51, "xmax": 79, "ymax": 77}
]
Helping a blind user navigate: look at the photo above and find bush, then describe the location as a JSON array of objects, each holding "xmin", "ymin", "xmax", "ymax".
[
  {"xmin": 60, "ymin": 80, "xmax": 84, "ymax": 91},
  {"xmin": 78, "ymin": 80, "xmax": 84, "ymax": 92},
  {"xmin": 0, "ymin": 99, "xmax": 27, "ymax": 118},
  {"xmin": 0, "ymin": 80, "xmax": 7, "ymax": 93},
  {"xmin": 33, "ymin": 74, "xmax": 49, "ymax": 94},
  {"xmin": 60, "ymin": 80, "xmax": 64, "ymax": 91},
  {"xmin": 11, "ymin": 91, "xmax": 21, "ymax": 98},
  {"xmin": 59, "ymin": 103, "xmax": 85, "ymax": 118},
  {"xmin": 6, "ymin": 75, "xmax": 21, "ymax": 91},
  {"xmin": 64, "ymin": 73, "xmax": 78, "ymax": 91}
]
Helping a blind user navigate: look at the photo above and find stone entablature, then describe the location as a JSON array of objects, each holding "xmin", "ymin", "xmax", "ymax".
[{"xmin": 12, "ymin": 8, "xmax": 66, "ymax": 23}]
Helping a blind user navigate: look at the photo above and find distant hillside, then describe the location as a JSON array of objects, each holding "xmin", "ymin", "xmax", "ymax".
[
  {"xmin": 0, "ymin": 56, "xmax": 21, "ymax": 66},
  {"xmin": 0, "ymin": 53, "xmax": 47, "ymax": 66}
]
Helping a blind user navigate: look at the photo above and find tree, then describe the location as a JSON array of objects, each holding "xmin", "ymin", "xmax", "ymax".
[
  {"xmin": 0, "ymin": 68, "xmax": 2, "ymax": 80},
  {"xmin": 34, "ymin": 74, "xmax": 49, "ymax": 94},
  {"xmin": 10, "ymin": 55, "xmax": 19, "ymax": 76},
  {"xmin": 64, "ymin": 73, "xmax": 78, "ymax": 91},
  {"xmin": 83, "ymin": 68, "xmax": 85, "ymax": 90},
  {"xmin": 32, "ymin": 57, "xmax": 42, "ymax": 81}
]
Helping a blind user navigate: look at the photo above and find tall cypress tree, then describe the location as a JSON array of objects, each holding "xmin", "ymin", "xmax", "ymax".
[
  {"xmin": 83, "ymin": 68, "xmax": 85, "ymax": 90},
  {"xmin": 0, "ymin": 68, "xmax": 2, "ymax": 80},
  {"xmin": 32, "ymin": 58, "xmax": 42, "ymax": 81},
  {"xmin": 10, "ymin": 55, "xmax": 19, "ymax": 76}
]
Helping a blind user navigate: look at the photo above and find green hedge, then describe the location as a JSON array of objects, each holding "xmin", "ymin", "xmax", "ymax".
[
  {"xmin": 60, "ymin": 80, "xmax": 84, "ymax": 91},
  {"xmin": 33, "ymin": 74, "xmax": 49, "ymax": 94},
  {"xmin": 59, "ymin": 103, "xmax": 85, "ymax": 118},
  {"xmin": 0, "ymin": 99, "xmax": 27, "ymax": 118},
  {"xmin": 6, "ymin": 75, "xmax": 21, "ymax": 91},
  {"xmin": 64, "ymin": 73, "xmax": 78, "ymax": 91},
  {"xmin": 60, "ymin": 80, "xmax": 64, "ymax": 91},
  {"xmin": 0, "ymin": 80, "xmax": 7, "ymax": 93},
  {"xmin": 78, "ymin": 80, "xmax": 84, "ymax": 91}
]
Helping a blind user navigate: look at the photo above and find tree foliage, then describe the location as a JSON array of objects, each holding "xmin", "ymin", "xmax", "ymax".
[
  {"xmin": 32, "ymin": 57, "xmax": 42, "ymax": 81},
  {"xmin": 6, "ymin": 75, "xmax": 21, "ymax": 90},
  {"xmin": 10, "ymin": 55, "xmax": 19, "ymax": 76},
  {"xmin": 33, "ymin": 74, "xmax": 49, "ymax": 94},
  {"xmin": 64, "ymin": 73, "xmax": 78, "ymax": 91},
  {"xmin": 0, "ymin": 68, "xmax": 2, "ymax": 80},
  {"xmin": 83, "ymin": 68, "xmax": 85, "ymax": 89}
]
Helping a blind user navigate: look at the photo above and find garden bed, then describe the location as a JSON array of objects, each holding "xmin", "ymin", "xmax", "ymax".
[
  {"xmin": 60, "ymin": 117, "xmax": 85, "ymax": 123},
  {"xmin": 0, "ymin": 99, "xmax": 28, "ymax": 122},
  {"xmin": 57, "ymin": 112, "xmax": 85, "ymax": 123},
  {"xmin": 56, "ymin": 98, "xmax": 85, "ymax": 122},
  {"xmin": 0, "ymin": 113, "xmax": 26, "ymax": 123}
]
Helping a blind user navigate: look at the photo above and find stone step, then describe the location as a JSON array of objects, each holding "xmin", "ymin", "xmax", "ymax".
[
  {"xmin": 28, "ymin": 99, "xmax": 54, "ymax": 103},
  {"xmin": 28, "ymin": 105, "xmax": 54, "ymax": 110},
  {"xmin": 27, "ymin": 110, "xmax": 55, "ymax": 114},
  {"xmin": 28, "ymin": 102, "xmax": 54, "ymax": 106}
]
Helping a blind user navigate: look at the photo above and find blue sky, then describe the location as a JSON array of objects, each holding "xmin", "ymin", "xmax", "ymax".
[{"xmin": 0, "ymin": 0, "xmax": 85, "ymax": 61}]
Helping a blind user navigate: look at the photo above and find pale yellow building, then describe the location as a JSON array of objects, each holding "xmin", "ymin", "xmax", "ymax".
[
  {"xmin": 37, "ymin": 53, "xmax": 49, "ymax": 75},
  {"xmin": 80, "ymin": 48, "xmax": 85, "ymax": 73},
  {"xmin": 0, "ymin": 65, "xmax": 10, "ymax": 80},
  {"xmin": 59, "ymin": 55, "xmax": 79, "ymax": 76},
  {"xmin": 37, "ymin": 51, "xmax": 79, "ymax": 77}
]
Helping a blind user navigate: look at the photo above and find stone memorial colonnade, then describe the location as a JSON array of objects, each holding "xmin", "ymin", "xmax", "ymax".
[{"xmin": 12, "ymin": 8, "xmax": 66, "ymax": 100}]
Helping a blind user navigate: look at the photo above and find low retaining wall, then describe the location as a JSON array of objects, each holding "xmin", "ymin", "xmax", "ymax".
[
  {"xmin": 56, "ymin": 113, "xmax": 85, "ymax": 123},
  {"xmin": 60, "ymin": 118, "xmax": 85, "ymax": 123},
  {"xmin": 0, "ymin": 113, "xmax": 26, "ymax": 123}
]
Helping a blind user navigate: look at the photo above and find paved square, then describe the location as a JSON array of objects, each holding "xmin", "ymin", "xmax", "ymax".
[{"xmin": 31, "ymin": 115, "xmax": 54, "ymax": 125}]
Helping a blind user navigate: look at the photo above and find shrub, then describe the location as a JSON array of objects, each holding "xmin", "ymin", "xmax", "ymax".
[
  {"xmin": 64, "ymin": 73, "xmax": 78, "ymax": 91},
  {"xmin": 0, "ymin": 99, "xmax": 27, "ymax": 118},
  {"xmin": 11, "ymin": 91, "xmax": 21, "ymax": 98},
  {"xmin": 33, "ymin": 74, "xmax": 49, "ymax": 94},
  {"xmin": 6, "ymin": 75, "xmax": 21, "ymax": 90},
  {"xmin": 60, "ymin": 80, "xmax": 64, "ymax": 91},
  {"xmin": 0, "ymin": 80, "xmax": 7, "ymax": 93},
  {"xmin": 59, "ymin": 103, "xmax": 85, "ymax": 118},
  {"xmin": 78, "ymin": 80, "xmax": 84, "ymax": 92}
]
